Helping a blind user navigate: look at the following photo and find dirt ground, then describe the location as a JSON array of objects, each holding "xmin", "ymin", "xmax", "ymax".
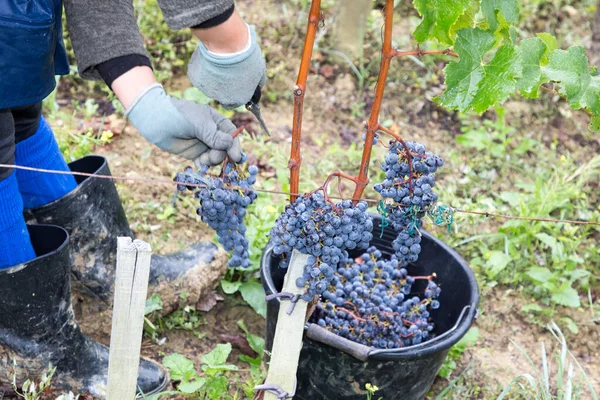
[{"xmin": 23, "ymin": 0, "xmax": 600, "ymax": 398}]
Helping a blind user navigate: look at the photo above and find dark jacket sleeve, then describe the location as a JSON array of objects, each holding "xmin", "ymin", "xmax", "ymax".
[
  {"xmin": 63, "ymin": 0, "xmax": 149, "ymax": 80},
  {"xmin": 157, "ymin": 0, "xmax": 234, "ymax": 30},
  {"xmin": 63, "ymin": 0, "xmax": 234, "ymax": 81}
]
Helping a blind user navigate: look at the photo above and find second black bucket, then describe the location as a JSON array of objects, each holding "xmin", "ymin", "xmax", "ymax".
[{"xmin": 260, "ymin": 215, "xmax": 479, "ymax": 400}]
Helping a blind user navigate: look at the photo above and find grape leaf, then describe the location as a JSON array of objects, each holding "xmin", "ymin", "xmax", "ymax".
[
  {"xmin": 542, "ymin": 47, "xmax": 600, "ymax": 114},
  {"xmin": 517, "ymin": 37, "xmax": 548, "ymax": 98},
  {"xmin": 481, "ymin": 0, "xmax": 519, "ymax": 31},
  {"xmin": 436, "ymin": 28, "xmax": 522, "ymax": 113},
  {"xmin": 450, "ymin": 0, "xmax": 479, "ymax": 37},
  {"xmin": 471, "ymin": 44, "xmax": 521, "ymax": 111},
  {"xmin": 536, "ymin": 33, "xmax": 557, "ymax": 63},
  {"xmin": 413, "ymin": 0, "xmax": 471, "ymax": 45}
]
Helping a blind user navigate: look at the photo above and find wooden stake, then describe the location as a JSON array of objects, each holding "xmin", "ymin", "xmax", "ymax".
[
  {"xmin": 263, "ymin": 250, "xmax": 310, "ymax": 400},
  {"xmin": 107, "ymin": 238, "xmax": 152, "ymax": 400}
]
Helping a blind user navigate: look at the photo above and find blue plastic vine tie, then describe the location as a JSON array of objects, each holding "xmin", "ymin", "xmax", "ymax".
[
  {"xmin": 265, "ymin": 292, "xmax": 301, "ymax": 315},
  {"xmin": 255, "ymin": 379, "xmax": 297, "ymax": 399},
  {"xmin": 427, "ymin": 205, "xmax": 454, "ymax": 232},
  {"xmin": 377, "ymin": 200, "xmax": 389, "ymax": 238}
]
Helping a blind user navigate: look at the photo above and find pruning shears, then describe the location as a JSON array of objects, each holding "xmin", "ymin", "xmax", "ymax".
[{"xmin": 245, "ymin": 86, "xmax": 271, "ymax": 137}]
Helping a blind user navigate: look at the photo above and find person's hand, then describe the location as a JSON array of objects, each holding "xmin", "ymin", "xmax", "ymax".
[
  {"xmin": 188, "ymin": 24, "xmax": 266, "ymax": 109},
  {"xmin": 125, "ymin": 83, "xmax": 242, "ymax": 166}
]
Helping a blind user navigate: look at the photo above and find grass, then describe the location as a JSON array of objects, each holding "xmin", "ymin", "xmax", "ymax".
[
  {"xmin": 497, "ymin": 322, "xmax": 598, "ymax": 400},
  {"xmin": 435, "ymin": 108, "xmax": 599, "ymax": 315},
  {"xmin": 44, "ymin": 0, "xmax": 600, "ymax": 397}
]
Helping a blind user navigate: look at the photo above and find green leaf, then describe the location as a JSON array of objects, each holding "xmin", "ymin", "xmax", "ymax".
[
  {"xmin": 145, "ymin": 293, "xmax": 163, "ymax": 315},
  {"xmin": 436, "ymin": 28, "xmax": 522, "ymax": 113},
  {"xmin": 237, "ymin": 320, "xmax": 265, "ymax": 355},
  {"xmin": 542, "ymin": 46, "xmax": 600, "ymax": 114},
  {"xmin": 178, "ymin": 378, "xmax": 206, "ymax": 394},
  {"xmin": 457, "ymin": 327, "xmax": 480, "ymax": 347},
  {"xmin": 201, "ymin": 344, "xmax": 238, "ymax": 375},
  {"xmin": 499, "ymin": 191, "xmax": 521, "ymax": 207},
  {"xmin": 517, "ymin": 38, "xmax": 548, "ymax": 98},
  {"xmin": 535, "ymin": 232, "xmax": 560, "ymax": 256},
  {"xmin": 471, "ymin": 44, "xmax": 522, "ymax": 111},
  {"xmin": 521, "ymin": 303, "xmax": 544, "ymax": 313},
  {"xmin": 163, "ymin": 353, "xmax": 198, "ymax": 382},
  {"xmin": 481, "ymin": 0, "xmax": 519, "ymax": 31},
  {"xmin": 486, "ymin": 250, "xmax": 511, "ymax": 278},
  {"xmin": 589, "ymin": 115, "xmax": 600, "ymax": 133},
  {"xmin": 202, "ymin": 343, "xmax": 233, "ymax": 368},
  {"xmin": 526, "ymin": 267, "xmax": 554, "ymax": 283},
  {"xmin": 203, "ymin": 375, "xmax": 230, "ymax": 400},
  {"xmin": 559, "ymin": 317, "xmax": 579, "ymax": 334},
  {"xmin": 239, "ymin": 281, "xmax": 267, "ymax": 317},
  {"xmin": 413, "ymin": 0, "xmax": 471, "ymax": 45},
  {"xmin": 220, "ymin": 280, "xmax": 242, "ymax": 295},
  {"xmin": 536, "ymin": 33, "xmax": 557, "ymax": 63},
  {"xmin": 567, "ymin": 269, "xmax": 590, "ymax": 283},
  {"xmin": 451, "ymin": 0, "xmax": 480, "ymax": 36},
  {"xmin": 551, "ymin": 286, "xmax": 581, "ymax": 308},
  {"xmin": 456, "ymin": 129, "xmax": 489, "ymax": 150}
]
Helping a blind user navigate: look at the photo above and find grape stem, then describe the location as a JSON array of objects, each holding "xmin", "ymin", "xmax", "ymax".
[
  {"xmin": 377, "ymin": 125, "xmax": 416, "ymax": 195},
  {"xmin": 219, "ymin": 125, "xmax": 247, "ymax": 178},
  {"xmin": 308, "ymin": 171, "xmax": 357, "ymax": 208}
]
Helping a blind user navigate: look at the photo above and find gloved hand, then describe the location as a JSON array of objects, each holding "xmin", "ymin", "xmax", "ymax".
[
  {"xmin": 187, "ymin": 25, "xmax": 267, "ymax": 109},
  {"xmin": 125, "ymin": 83, "xmax": 242, "ymax": 167}
]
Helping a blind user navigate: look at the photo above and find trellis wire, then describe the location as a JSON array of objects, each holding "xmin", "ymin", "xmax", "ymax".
[{"xmin": 1, "ymin": 163, "xmax": 599, "ymax": 228}]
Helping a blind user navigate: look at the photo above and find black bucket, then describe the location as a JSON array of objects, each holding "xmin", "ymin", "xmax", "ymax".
[{"xmin": 260, "ymin": 215, "xmax": 479, "ymax": 400}]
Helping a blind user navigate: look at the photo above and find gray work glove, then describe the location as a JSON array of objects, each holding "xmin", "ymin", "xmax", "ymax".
[
  {"xmin": 126, "ymin": 84, "xmax": 242, "ymax": 167},
  {"xmin": 187, "ymin": 24, "xmax": 267, "ymax": 109}
]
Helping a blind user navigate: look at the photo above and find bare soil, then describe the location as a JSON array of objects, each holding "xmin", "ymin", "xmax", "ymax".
[{"xmin": 26, "ymin": 0, "xmax": 600, "ymax": 398}]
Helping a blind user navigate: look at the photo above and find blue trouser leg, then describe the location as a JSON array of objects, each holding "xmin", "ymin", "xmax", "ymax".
[
  {"xmin": 0, "ymin": 106, "xmax": 36, "ymax": 269},
  {"xmin": 0, "ymin": 172, "xmax": 36, "ymax": 269},
  {"xmin": 15, "ymin": 115, "xmax": 77, "ymax": 209}
]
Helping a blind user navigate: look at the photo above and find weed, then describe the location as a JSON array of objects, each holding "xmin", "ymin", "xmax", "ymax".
[
  {"xmin": 11, "ymin": 362, "xmax": 56, "ymax": 400},
  {"xmin": 149, "ymin": 343, "xmax": 258, "ymax": 400},
  {"xmin": 438, "ymin": 327, "xmax": 480, "ymax": 379},
  {"xmin": 365, "ymin": 383, "xmax": 382, "ymax": 400},
  {"xmin": 497, "ymin": 322, "xmax": 598, "ymax": 400},
  {"xmin": 439, "ymin": 110, "xmax": 600, "ymax": 310}
]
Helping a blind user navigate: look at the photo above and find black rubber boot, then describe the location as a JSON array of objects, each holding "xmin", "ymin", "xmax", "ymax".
[
  {"xmin": 0, "ymin": 225, "xmax": 168, "ymax": 397},
  {"xmin": 26, "ymin": 155, "xmax": 219, "ymax": 303}
]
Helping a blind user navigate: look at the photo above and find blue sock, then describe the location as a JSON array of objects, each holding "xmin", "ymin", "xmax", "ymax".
[
  {"xmin": 15, "ymin": 116, "xmax": 77, "ymax": 209},
  {"xmin": 0, "ymin": 172, "xmax": 36, "ymax": 269}
]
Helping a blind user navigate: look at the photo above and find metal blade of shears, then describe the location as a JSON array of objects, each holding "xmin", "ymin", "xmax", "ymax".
[{"xmin": 245, "ymin": 101, "xmax": 271, "ymax": 137}]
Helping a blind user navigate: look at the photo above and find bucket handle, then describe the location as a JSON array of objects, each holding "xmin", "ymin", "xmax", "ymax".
[
  {"xmin": 305, "ymin": 323, "xmax": 373, "ymax": 361},
  {"xmin": 305, "ymin": 305, "xmax": 472, "ymax": 361},
  {"xmin": 367, "ymin": 305, "xmax": 472, "ymax": 357}
]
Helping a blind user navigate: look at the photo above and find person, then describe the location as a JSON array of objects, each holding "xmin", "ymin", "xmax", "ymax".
[{"xmin": 0, "ymin": 0, "xmax": 266, "ymax": 397}]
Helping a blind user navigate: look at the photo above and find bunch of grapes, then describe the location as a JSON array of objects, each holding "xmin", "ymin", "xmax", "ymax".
[
  {"xmin": 374, "ymin": 141, "xmax": 443, "ymax": 265},
  {"xmin": 270, "ymin": 192, "xmax": 373, "ymax": 301},
  {"xmin": 311, "ymin": 247, "xmax": 441, "ymax": 349},
  {"xmin": 175, "ymin": 156, "xmax": 258, "ymax": 268}
]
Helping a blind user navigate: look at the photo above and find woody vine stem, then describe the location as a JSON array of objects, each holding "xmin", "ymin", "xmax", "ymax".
[{"xmin": 287, "ymin": 0, "xmax": 457, "ymax": 203}]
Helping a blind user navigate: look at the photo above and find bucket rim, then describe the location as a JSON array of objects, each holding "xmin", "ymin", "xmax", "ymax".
[{"xmin": 260, "ymin": 229, "xmax": 480, "ymax": 361}]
